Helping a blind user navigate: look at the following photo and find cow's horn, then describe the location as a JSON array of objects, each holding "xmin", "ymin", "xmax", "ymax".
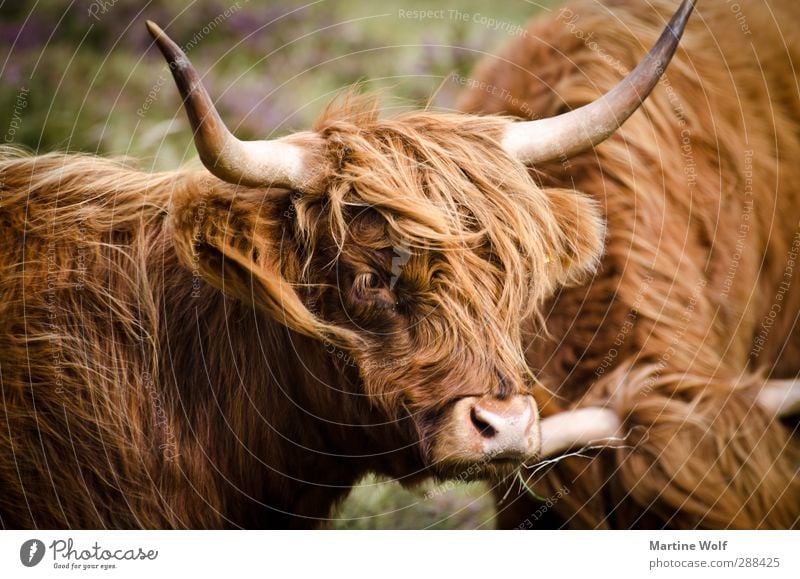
[
  {"xmin": 502, "ymin": 0, "xmax": 696, "ymax": 164},
  {"xmin": 540, "ymin": 407, "xmax": 621, "ymax": 458},
  {"xmin": 756, "ymin": 379, "xmax": 800, "ymax": 419},
  {"xmin": 146, "ymin": 21, "xmax": 310, "ymax": 189},
  {"xmin": 538, "ymin": 377, "xmax": 800, "ymax": 459}
]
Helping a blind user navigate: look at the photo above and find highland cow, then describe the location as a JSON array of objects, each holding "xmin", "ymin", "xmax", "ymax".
[
  {"xmin": 458, "ymin": 0, "xmax": 800, "ymax": 528},
  {"xmin": 0, "ymin": 0, "xmax": 797, "ymax": 530},
  {"xmin": 0, "ymin": 10, "xmax": 615, "ymax": 528}
]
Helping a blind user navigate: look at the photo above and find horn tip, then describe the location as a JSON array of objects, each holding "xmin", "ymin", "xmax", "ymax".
[{"xmin": 145, "ymin": 20, "xmax": 164, "ymax": 40}]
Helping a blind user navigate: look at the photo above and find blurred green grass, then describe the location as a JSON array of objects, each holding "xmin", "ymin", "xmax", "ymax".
[
  {"xmin": 327, "ymin": 476, "xmax": 498, "ymax": 530},
  {"xmin": 0, "ymin": 0, "xmax": 553, "ymax": 528},
  {"xmin": 1, "ymin": 0, "xmax": 554, "ymax": 167}
]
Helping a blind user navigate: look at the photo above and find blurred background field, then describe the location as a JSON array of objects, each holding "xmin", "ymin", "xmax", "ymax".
[
  {"xmin": 0, "ymin": 0, "xmax": 552, "ymax": 528},
  {"xmin": 325, "ymin": 475, "xmax": 499, "ymax": 530}
]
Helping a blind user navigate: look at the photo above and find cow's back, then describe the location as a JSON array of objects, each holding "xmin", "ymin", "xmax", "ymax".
[{"xmin": 0, "ymin": 149, "xmax": 184, "ymax": 527}]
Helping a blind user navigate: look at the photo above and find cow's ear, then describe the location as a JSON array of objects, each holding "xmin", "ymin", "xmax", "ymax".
[
  {"xmin": 169, "ymin": 178, "xmax": 340, "ymax": 342},
  {"xmin": 545, "ymin": 187, "xmax": 606, "ymax": 286}
]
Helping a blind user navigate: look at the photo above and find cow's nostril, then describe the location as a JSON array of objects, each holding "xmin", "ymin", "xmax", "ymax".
[{"xmin": 470, "ymin": 406, "xmax": 497, "ymax": 439}]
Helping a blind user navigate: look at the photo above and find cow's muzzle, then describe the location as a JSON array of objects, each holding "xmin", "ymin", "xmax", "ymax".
[{"xmin": 447, "ymin": 395, "xmax": 540, "ymax": 461}]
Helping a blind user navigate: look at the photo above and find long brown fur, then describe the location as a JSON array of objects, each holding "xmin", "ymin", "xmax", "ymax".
[
  {"xmin": 459, "ymin": 0, "xmax": 800, "ymax": 528},
  {"xmin": 0, "ymin": 94, "xmax": 602, "ymax": 527},
  {"xmin": 3, "ymin": 0, "xmax": 798, "ymax": 530}
]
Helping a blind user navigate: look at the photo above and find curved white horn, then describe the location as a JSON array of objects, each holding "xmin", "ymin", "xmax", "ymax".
[
  {"xmin": 146, "ymin": 21, "xmax": 315, "ymax": 189},
  {"xmin": 540, "ymin": 407, "xmax": 621, "ymax": 458},
  {"xmin": 503, "ymin": 0, "xmax": 696, "ymax": 164},
  {"xmin": 757, "ymin": 379, "xmax": 800, "ymax": 419},
  {"xmin": 538, "ymin": 378, "xmax": 799, "ymax": 459}
]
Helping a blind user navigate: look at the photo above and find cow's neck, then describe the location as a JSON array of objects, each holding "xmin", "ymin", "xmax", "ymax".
[{"xmin": 154, "ymin": 237, "xmax": 420, "ymax": 526}]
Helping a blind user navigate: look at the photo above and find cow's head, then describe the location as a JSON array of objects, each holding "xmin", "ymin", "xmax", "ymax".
[{"xmin": 148, "ymin": 0, "xmax": 692, "ymax": 478}]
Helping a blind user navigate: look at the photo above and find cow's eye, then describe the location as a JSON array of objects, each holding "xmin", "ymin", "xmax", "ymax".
[
  {"xmin": 347, "ymin": 270, "xmax": 396, "ymax": 313},
  {"xmin": 355, "ymin": 271, "xmax": 382, "ymax": 291}
]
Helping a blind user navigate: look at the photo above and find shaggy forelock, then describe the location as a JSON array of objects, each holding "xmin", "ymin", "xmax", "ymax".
[{"xmin": 293, "ymin": 94, "xmax": 581, "ymax": 340}]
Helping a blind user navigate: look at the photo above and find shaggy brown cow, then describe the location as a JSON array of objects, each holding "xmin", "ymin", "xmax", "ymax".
[
  {"xmin": 1, "ymin": 0, "xmax": 795, "ymax": 530},
  {"xmin": 459, "ymin": 0, "xmax": 800, "ymax": 528},
  {"xmin": 0, "ymin": 4, "xmax": 671, "ymax": 527}
]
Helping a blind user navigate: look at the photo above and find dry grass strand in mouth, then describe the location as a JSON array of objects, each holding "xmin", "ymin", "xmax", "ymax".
[{"xmin": 509, "ymin": 430, "xmax": 640, "ymax": 504}]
